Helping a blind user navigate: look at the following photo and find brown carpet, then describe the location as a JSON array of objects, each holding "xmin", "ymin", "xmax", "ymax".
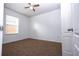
[{"xmin": 2, "ymin": 38, "xmax": 62, "ymax": 56}]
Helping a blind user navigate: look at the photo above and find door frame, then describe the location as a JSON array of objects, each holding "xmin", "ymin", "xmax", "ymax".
[{"xmin": 0, "ymin": 0, "xmax": 4, "ymax": 56}]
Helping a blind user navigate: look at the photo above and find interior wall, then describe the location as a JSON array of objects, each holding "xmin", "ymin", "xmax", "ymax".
[
  {"xmin": 3, "ymin": 8, "xmax": 30, "ymax": 44},
  {"xmin": 3, "ymin": 7, "xmax": 61, "ymax": 44},
  {"xmin": 29, "ymin": 9, "xmax": 61, "ymax": 42}
]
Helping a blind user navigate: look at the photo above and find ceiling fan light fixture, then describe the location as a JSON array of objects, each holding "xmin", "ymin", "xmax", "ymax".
[
  {"xmin": 25, "ymin": 3, "xmax": 40, "ymax": 12},
  {"xmin": 30, "ymin": 6, "xmax": 33, "ymax": 9}
]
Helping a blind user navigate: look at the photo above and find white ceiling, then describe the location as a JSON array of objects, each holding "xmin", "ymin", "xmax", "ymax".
[{"xmin": 4, "ymin": 3, "xmax": 60, "ymax": 17}]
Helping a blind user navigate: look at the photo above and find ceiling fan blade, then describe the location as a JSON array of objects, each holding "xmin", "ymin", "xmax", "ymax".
[
  {"xmin": 33, "ymin": 8, "xmax": 35, "ymax": 12},
  {"xmin": 33, "ymin": 4, "xmax": 39, "ymax": 7},
  {"xmin": 25, "ymin": 7, "xmax": 29, "ymax": 8},
  {"xmin": 28, "ymin": 3, "xmax": 31, "ymax": 5}
]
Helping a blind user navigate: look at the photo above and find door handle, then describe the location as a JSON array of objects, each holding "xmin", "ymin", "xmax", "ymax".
[{"xmin": 67, "ymin": 28, "xmax": 73, "ymax": 32}]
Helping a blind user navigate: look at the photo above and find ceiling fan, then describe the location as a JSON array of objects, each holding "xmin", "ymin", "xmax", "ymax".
[{"xmin": 25, "ymin": 3, "xmax": 39, "ymax": 12}]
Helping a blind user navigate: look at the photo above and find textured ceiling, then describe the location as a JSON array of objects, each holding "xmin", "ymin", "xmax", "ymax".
[{"xmin": 4, "ymin": 3, "xmax": 60, "ymax": 16}]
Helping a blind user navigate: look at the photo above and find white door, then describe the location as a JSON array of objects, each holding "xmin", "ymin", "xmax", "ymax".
[
  {"xmin": 71, "ymin": 3, "xmax": 79, "ymax": 56},
  {"xmin": 0, "ymin": 2, "xmax": 4, "ymax": 56},
  {"xmin": 61, "ymin": 3, "xmax": 73, "ymax": 56}
]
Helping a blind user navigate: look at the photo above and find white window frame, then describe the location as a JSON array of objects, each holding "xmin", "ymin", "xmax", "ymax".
[{"xmin": 5, "ymin": 15, "xmax": 19, "ymax": 34}]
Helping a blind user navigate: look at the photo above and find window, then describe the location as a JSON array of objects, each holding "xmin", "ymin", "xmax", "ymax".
[{"xmin": 6, "ymin": 15, "xmax": 19, "ymax": 34}]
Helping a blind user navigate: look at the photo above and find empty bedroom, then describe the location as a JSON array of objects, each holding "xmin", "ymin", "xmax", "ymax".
[{"xmin": 2, "ymin": 3, "xmax": 62, "ymax": 56}]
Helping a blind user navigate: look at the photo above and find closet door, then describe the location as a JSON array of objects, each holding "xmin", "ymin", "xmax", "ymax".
[
  {"xmin": 71, "ymin": 3, "xmax": 79, "ymax": 56},
  {"xmin": 61, "ymin": 3, "xmax": 73, "ymax": 56}
]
